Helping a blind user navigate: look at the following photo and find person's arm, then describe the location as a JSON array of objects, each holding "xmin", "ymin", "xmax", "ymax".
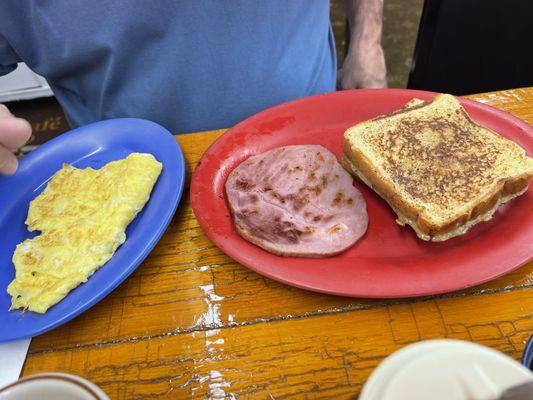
[
  {"xmin": 338, "ymin": 0, "xmax": 387, "ymax": 89},
  {"xmin": 0, "ymin": 104, "xmax": 31, "ymax": 175}
]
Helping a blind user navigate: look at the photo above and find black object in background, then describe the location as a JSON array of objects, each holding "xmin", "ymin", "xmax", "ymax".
[
  {"xmin": 7, "ymin": 97, "xmax": 69, "ymax": 155},
  {"xmin": 408, "ymin": 0, "xmax": 533, "ymax": 95}
]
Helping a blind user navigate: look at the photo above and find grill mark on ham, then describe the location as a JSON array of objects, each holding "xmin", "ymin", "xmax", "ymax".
[
  {"xmin": 235, "ymin": 178, "xmax": 255, "ymax": 191},
  {"xmin": 225, "ymin": 145, "xmax": 368, "ymax": 258}
]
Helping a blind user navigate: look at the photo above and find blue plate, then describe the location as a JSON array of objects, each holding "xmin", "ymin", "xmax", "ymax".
[
  {"xmin": 0, "ymin": 118, "xmax": 184, "ymax": 342},
  {"xmin": 523, "ymin": 335, "xmax": 533, "ymax": 371}
]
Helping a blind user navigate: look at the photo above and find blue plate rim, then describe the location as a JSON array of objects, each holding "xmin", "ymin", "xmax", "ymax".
[
  {"xmin": 0, "ymin": 117, "xmax": 185, "ymax": 342},
  {"xmin": 522, "ymin": 335, "xmax": 533, "ymax": 371}
]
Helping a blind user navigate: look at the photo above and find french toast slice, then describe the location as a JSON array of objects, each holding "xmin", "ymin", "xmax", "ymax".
[{"xmin": 342, "ymin": 94, "xmax": 533, "ymax": 241}]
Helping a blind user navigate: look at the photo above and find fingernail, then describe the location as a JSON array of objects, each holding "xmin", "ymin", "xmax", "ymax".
[{"xmin": 1, "ymin": 157, "xmax": 18, "ymax": 175}]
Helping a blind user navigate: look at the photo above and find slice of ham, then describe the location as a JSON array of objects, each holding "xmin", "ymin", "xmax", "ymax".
[{"xmin": 225, "ymin": 145, "xmax": 368, "ymax": 257}]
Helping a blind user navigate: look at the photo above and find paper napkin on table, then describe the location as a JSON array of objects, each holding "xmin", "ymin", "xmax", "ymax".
[{"xmin": 0, "ymin": 338, "xmax": 31, "ymax": 388}]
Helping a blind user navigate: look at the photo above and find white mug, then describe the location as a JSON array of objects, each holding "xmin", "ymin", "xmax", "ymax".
[
  {"xmin": 0, "ymin": 373, "xmax": 109, "ymax": 400},
  {"xmin": 360, "ymin": 339, "xmax": 533, "ymax": 400}
]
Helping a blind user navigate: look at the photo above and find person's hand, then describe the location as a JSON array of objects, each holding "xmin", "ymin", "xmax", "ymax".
[
  {"xmin": 338, "ymin": 41, "xmax": 387, "ymax": 89},
  {"xmin": 0, "ymin": 104, "xmax": 32, "ymax": 175}
]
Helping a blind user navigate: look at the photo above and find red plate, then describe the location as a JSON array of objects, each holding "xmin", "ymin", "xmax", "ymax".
[{"xmin": 191, "ymin": 89, "xmax": 533, "ymax": 298}]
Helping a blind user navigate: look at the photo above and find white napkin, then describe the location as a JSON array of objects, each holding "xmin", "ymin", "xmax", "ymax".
[{"xmin": 0, "ymin": 339, "xmax": 31, "ymax": 388}]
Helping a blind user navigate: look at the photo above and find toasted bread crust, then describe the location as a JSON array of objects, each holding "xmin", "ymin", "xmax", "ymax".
[
  {"xmin": 342, "ymin": 154, "xmax": 529, "ymax": 241},
  {"xmin": 342, "ymin": 94, "xmax": 533, "ymax": 241}
]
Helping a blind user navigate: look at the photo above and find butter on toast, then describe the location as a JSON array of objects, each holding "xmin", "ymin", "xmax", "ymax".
[{"xmin": 342, "ymin": 94, "xmax": 533, "ymax": 241}]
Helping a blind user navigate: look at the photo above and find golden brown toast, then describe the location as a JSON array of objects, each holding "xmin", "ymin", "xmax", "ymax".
[{"xmin": 342, "ymin": 94, "xmax": 533, "ymax": 241}]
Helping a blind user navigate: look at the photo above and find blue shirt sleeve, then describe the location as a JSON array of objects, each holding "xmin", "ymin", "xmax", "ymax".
[{"xmin": 0, "ymin": 34, "xmax": 19, "ymax": 76}]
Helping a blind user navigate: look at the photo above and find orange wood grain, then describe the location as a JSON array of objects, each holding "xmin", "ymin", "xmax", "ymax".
[
  {"xmin": 21, "ymin": 88, "xmax": 533, "ymax": 399},
  {"xmin": 24, "ymin": 289, "xmax": 533, "ymax": 398}
]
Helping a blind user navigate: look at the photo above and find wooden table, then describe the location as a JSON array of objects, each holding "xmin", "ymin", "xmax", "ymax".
[{"xmin": 22, "ymin": 88, "xmax": 533, "ymax": 399}]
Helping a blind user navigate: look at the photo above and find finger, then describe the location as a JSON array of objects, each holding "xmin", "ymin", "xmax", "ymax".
[
  {"xmin": 0, "ymin": 145, "xmax": 18, "ymax": 175},
  {"xmin": 0, "ymin": 104, "xmax": 13, "ymax": 117},
  {"xmin": 340, "ymin": 75, "xmax": 361, "ymax": 90},
  {"xmin": 0, "ymin": 117, "xmax": 32, "ymax": 149}
]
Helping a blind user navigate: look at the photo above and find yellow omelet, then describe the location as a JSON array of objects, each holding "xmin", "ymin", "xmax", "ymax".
[{"xmin": 7, "ymin": 153, "xmax": 163, "ymax": 313}]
